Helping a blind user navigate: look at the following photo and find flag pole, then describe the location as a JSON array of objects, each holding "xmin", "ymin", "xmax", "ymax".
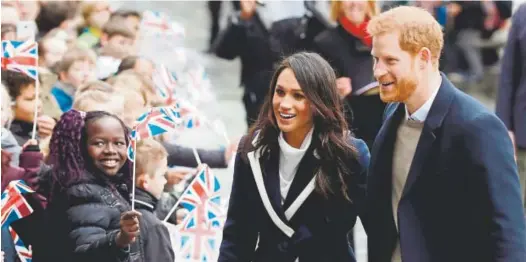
[
  {"xmin": 31, "ymin": 67, "xmax": 39, "ymax": 141},
  {"xmin": 192, "ymin": 147, "xmax": 202, "ymax": 166},
  {"xmin": 131, "ymin": 138, "xmax": 138, "ymax": 210},
  {"xmin": 163, "ymin": 166, "xmax": 203, "ymax": 222}
]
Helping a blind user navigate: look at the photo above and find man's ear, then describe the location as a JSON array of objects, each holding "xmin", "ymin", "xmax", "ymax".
[{"xmin": 419, "ymin": 47, "xmax": 432, "ymax": 69}]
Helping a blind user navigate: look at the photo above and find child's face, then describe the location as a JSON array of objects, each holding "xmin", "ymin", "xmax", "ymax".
[
  {"xmin": 88, "ymin": 2, "xmax": 111, "ymax": 29},
  {"xmin": 126, "ymin": 16, "xmax": 141, "ymax": 33},
  {"xmin": 123, "ymin": 94, "xmax": 147, "ymax": 128},
  {"xmin": 107, "ymin": 35, "xmax": 135, "ymax": 57},
  {"xmin": 144, "ymin": 158, "xmax": 168, "ymax": 199},
  {"xmin": 43, "ymin": 38, "xmax": 67, "ymax": 68},
  {"xmin": 86, "ymin": 116, "xmax": 127, "ymax": 176},
  {"xmin": 13, "ymin": 83, "xmax": 42, "ymax": 123},
  {"xmin": 63, "ymin": 60, "xmax": 95, "ymax": 88}
]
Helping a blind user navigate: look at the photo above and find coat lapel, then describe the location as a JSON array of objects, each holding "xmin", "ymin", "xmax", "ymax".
[
  {"xmin": 282, "ymin": 146, "xmax": 317, "ymax": 211},
  {"xmin": 401, "ymin": 73, "xmax": 455, "ymax": 198},
  {"xmin": 260, "ymin": 151, "xmax": 288, "ymax": 222}
]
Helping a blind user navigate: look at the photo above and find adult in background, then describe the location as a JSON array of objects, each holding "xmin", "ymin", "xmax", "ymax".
[
  {"xmin": 314, "ymin": 0, "xmax": 385, "ymax": 149},
  {"xmin": 365, "ymin": 6, "xmax": 526, "ymax": 262},
  {"xmin": 496, "ymin": 2, "xmax": 526, "ymax": 214}
]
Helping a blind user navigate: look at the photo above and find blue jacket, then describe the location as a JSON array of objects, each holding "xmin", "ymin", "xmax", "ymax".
[
  {"xmin": 219, "ymin": 133, "xmax": 370, "ymax": 262},
  {"xmin": 51, "ymin": 81, "xmax": 75, "ymax": 112},
  {"xmin": 365, "ymin": 73, "xmax": 526, "ymax": 262},
  {"xmin": 496, "ymin": 3, "xmax": 526, "ymax": 149}
]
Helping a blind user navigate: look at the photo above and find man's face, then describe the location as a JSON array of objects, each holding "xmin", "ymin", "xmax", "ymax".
[{"xmin": 371, "ymin": 31, "xmax": 420, "ymax": 103}]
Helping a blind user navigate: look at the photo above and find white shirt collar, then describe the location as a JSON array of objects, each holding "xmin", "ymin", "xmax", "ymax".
[{"xmin": 405, "ymin": 82, "xmax": 441, "ymax": 122}]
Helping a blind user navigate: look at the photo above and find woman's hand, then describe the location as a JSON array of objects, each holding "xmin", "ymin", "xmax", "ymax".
[{"xmin": 116, "ymin": 210, "xmax": 142, "ymax": 248}]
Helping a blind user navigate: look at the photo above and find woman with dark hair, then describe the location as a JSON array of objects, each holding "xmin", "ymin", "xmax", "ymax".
[
  {"xmin": 43, "ymin": 110, "xmax": 143, "ymax": 262},
  {"xmin": 219, "ymin": 52, "xmax": 370, "ymax": 262}
]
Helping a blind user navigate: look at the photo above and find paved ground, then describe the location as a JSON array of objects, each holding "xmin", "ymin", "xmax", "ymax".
[{"xmin": 115, "ymin": 1, "xmax": 501, "ymax": 261}]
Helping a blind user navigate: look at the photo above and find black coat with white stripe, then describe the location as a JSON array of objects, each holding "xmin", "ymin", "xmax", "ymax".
[{"xmin": 219, "ymin": 135, "xmax": 370, "ymax": 262}]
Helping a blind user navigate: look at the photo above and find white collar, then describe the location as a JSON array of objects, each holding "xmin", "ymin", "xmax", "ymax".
[
  {"xmin": 405, "ymin": 79, "xmax": 441, "ymax": 122},
  {"xmin": 278, "ymin": 127, "xmax": 314, "ymax": 155}
]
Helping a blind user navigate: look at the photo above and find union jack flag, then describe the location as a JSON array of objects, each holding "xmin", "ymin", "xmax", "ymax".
[
  {"xmin": 179, "ymin": 165, "xmax": 224, "ymax": 229},
  {"xmin": 127, "ymin": 104, "xmax": 205, "ymax": 160},
  {"xmin": 176, "ymin": 213, "xmax": 222, "ymax": 262},
  {"xmin": 141, "ymin": 10, "xmax": 172, "ymax": 33},
  {"xmin": 9, "ymin": 226, "xmax": 32, "ymax": 262},
  {"xmin": 153, "ymin": 64, "xmax": 177, "ymax": 105},
  {"xmin": 1, "ymin": 180, "xmax": 35, "ymax": 227},
  {"xmin": 1, "ymin": 40, "xmax": 38, "ymax": 79},
  {"xmin": 186, "ymin": 66, "xmax": 214, "ymax": 104}
]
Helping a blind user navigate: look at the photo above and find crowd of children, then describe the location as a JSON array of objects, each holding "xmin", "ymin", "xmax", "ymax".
[{"xmin": 1, "ymin": 1, "xmax": 238, "ymax": 261}]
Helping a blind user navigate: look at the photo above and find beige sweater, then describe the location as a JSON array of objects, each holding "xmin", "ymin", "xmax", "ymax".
[{"xmin": 391, "ymin": 118, "xmax": 424, "ymax": 262}]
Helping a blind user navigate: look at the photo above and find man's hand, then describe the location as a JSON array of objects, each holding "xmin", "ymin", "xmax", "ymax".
[
  {"xmin": 336, "ymin": 77, "xmax": 352, "ymax": 98},
  {"xmin": 240, "ymin": 0, "xmax": 257, "ymax": 20}
]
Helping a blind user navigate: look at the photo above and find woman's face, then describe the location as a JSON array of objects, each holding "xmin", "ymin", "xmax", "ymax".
[
  {"xmin": 341, "ymin": 0, "xmax": 368, "ymax": 24},
  {"xmin": 86, "ymin": 116, "xmax": 127, "ymax": 176},
  {"xmin": 272, "ymin": 68, "xmax": 313, "ymax": 137}
]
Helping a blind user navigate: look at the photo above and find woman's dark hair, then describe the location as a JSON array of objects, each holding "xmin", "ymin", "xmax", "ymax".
[
  {"xmin": 47, "ymin": 110, "xmax": 132, "ymax": 191},
  {"xmin": 245, "ymin": 52, "xmax": 357, "ymax": 200}
]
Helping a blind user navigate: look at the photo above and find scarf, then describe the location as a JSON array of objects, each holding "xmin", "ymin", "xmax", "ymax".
[{"xmin": 339, "ymin": 16, "xmax": 372, "ymax": 47}]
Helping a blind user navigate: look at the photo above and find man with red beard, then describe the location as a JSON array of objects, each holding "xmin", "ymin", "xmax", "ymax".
[{"xmin": 363, "ymin": 6, "xmax": 526, "ymax": 262}]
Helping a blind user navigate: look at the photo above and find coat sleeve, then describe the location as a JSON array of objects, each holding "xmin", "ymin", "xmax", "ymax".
[
  {"xmin": 67, "ymin": 187, "xmax": 130, "ymax": 262},
  {"xmin": 350, "ymin": 138, "xmax": 371, "ymax": 234},
  {"xmin": 163, "ymin": 143, "xmax": 227, "ymax": 168},
  {"xmin": 143, "ymin": 223, "xmax": 175, "ymax": 262},
  {"xmin": 464, "ymin": 112, "xmax": 526, "ymax": 261},
  {"xmin": 218, "ymin": 150, "xmax": 259, "ymax": 261},
  {"xmin": 496, "ymin": 5, "xmax": 524, "ymax": 131}
]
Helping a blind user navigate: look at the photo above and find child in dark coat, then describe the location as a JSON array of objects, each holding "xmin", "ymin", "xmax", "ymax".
[{"xmin": 133, "ymin": 138, "xmax": 175, "ymax": 262}]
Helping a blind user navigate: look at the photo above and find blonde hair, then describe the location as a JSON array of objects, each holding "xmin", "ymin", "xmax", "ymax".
[
  {"xmin": 330, "ymin": 0, "xmax": 378, "ymax": 21},
  {"xmin": 75, "ymin": 80, "xmax": 113, "ymax": 96},
  {"xmin": 102, "ymin": 17, "xmax": 135, "ymax": 39},
  {"xmin": 56, "ymin": 46, "xmax": 96, "ymax": 73},
  {"xmin": 72, "ymin": 89, "xmax": 125, "ymax": 118},
  {"xmin": 109, "ymin": 69, "xmax": 159, "ymax": 106},
  {"xmin": 135, "ymin": 138, "xmax": 168, "ymax": 178},
  {"xmin": 367, "ymin": 6, "xmax": 444, "ymax": 66},
  {"xmin": 1, "ymin": 84, "xmax": 13, "ymax": 127}
]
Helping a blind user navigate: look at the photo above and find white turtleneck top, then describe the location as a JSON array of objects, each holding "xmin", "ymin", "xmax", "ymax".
[{"xmin": 277, "ymin": 128, "xmax": 314, "ymax": 205}]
